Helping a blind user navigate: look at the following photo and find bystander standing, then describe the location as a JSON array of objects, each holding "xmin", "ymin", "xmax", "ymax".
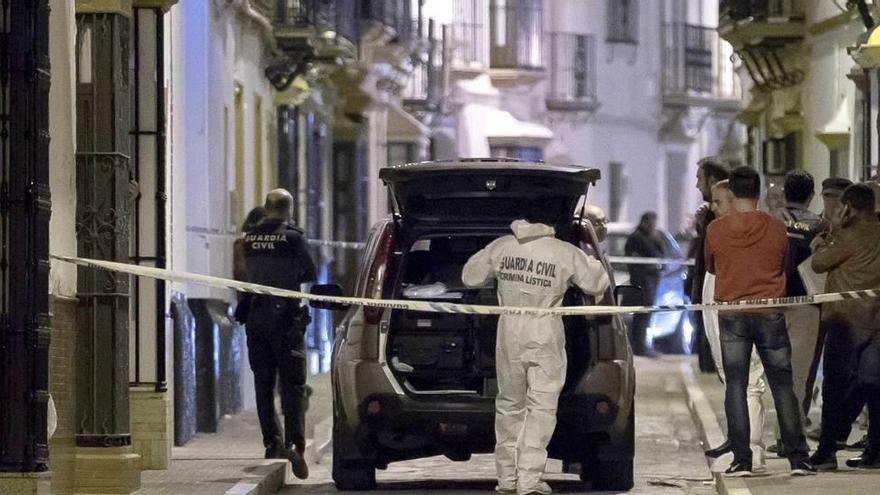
[
  {"xmin": 706, "ymin": 166, "xmax": 814, "ymax": 477},
  {"xmin": 690, "ymin": 157, "xmax": 731, "ymax": 372},
  {"xmin": 626, "ymin": 212, "xmax": 664, "ymax": 357},
  {"xmin": 702, "ymin": 180, "xmax": 768, "ymax": 471},
  {"xmin": 809, "ymin": 184, "xmax": 880, "ymax": 470}
]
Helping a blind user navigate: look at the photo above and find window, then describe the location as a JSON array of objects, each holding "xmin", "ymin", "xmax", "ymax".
[
  {"xmin": 253, "ymin": 94, "xmax": 263, "ymax": 204},
  {"xmin": 762, "ymin": 132, "xmax": 798, "ymax": 175},
  {"xmin": 830, "ymin": 148, "xmax": 849, "ymax": 179},
  {"xmin": 607, "ymin": 0, "xmax": 638, "ymax": 44},
  {"xmin": 574, "ymin": 35, "xmax": 589, "ymax": 97},
  {"xmin": 609, "ymin": 162, "xmax": 624, "ymax": 222},
  {"xmin": 387, "ymin": 142, "xmax": 417, "ymax": 167},
  {"xmin": 490, "ymin": 145, "xmax": 544, "ymax": 161}
]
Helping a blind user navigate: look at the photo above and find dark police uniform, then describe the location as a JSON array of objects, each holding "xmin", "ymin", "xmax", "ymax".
[{"xmin": 244, "ymin": 218, "xmax": 316, "ymax": 454}]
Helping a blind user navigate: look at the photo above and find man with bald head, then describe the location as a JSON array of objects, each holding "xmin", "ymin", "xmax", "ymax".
[{"xmin": 244, "ymin": 188, "xmax": 316, "ymax": 479}]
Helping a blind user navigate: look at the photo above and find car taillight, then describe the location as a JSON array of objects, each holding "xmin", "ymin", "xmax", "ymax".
[{"xmin": 363, "ymin": 223, "xmax": 395, "ymax": 325}]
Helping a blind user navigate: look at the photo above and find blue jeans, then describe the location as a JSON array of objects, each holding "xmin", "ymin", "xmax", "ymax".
[{"xmin": 719, "ymin": 311, "xmax": 809, "ymax": 464}]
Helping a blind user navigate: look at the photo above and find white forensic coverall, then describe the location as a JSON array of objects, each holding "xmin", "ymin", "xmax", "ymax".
[
  {"xmin": 703, "ymin": 272, "xmax": 768, "ymax": 468},
  {"xmin": 462, "ymin": 220, "xmax": 610, "ymax": 495}
]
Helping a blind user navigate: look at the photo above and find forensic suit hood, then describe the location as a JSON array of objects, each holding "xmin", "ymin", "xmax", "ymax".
[{"xmin": 462, "ymin": 220, "xmax": 609, "ymax": 495}]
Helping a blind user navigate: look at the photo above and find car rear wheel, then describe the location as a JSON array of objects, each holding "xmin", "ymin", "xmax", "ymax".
[
  {"xmin": 582, "ymin": 404, "xmax": 635, "ymax": 490},
  {"xmin": 332, "ymin": 419, "xmax": 376, "ymax": 491},
  {"xmin": 590, "ymin": 458, "xmax": 634, "ymax": 491}
]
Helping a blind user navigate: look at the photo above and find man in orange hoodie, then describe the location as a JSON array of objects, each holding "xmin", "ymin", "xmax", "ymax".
[{"xmin": 705, "ymin": 167, "xmax": 814, "ymax": 477}]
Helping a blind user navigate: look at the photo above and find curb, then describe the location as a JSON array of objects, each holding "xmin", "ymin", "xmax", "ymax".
[
  {"xmin": 680, "ymin": 360, "xmax": 753, "ymax": 495},
  {"xmin": 224, "ymin": 461, "xmax": 288, "ymax": 495}
]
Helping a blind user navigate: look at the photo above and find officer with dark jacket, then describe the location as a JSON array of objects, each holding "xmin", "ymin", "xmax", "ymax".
[
  {"xmin": 769, "ymin": 170, "xmax": 824, "ymax": 455},
  {"xmin": 244, "ymin": 189, "xmax": 316, "ymax": 479},
  {"xmin": 625, "ymin": 212, "xmax": 664, "ymax": 356}
]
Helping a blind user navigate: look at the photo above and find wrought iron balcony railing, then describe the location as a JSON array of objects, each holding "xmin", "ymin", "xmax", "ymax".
[
  {"xmin": 272, "ymin": 0, "xmax": 359, "ymax": 45},
  {"xmin": 546, "ymin": 32, "xmax": 597, "ymax": 111},
  {"xmin": 663, "ymin": 23, "xmax": 741, "ymax": 101},
  {"xmin": 720, "ymin": 0, "xmax": 805, "ymax": 22},
  {"xmin": 361, "ymin": 0, "xmax": 412, "ymax": 41},
  {"xmin": 448, "ymin": 0, "xmax": 489, "ymax": 70},
  {"xmin": 402, "ymin": 19, "xmax": 445, "ymax": 109},
  {"xmin": 489, "ymin": 0, "xmax": 543, "ymax": 70}
]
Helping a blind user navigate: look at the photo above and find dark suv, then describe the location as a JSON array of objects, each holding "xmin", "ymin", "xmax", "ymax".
[{"xmin": 320, "ymin": 159, "xmax": 636, "ymax": 491}]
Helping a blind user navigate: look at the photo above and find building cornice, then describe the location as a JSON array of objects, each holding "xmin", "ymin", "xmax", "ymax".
[
  {"xmin": 132, "ymin": 0, "xmax": 179, "ymax": 12},
  {"xmin": 76, "ymin": 0, "xmax": 132, "ymax": 17}
]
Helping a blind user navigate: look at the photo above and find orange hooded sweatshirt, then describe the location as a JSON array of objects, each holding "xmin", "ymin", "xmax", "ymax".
[{"xmin": 705, "ymin": 210, "xmax": 788, "ymax": 303}]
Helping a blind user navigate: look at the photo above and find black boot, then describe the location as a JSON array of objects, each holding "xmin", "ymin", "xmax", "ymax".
[{"xmin": 705, "ymin": 440, "xmax": 731, "ymax": 458}]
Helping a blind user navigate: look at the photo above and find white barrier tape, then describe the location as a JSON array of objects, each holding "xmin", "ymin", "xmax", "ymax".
[
  {"xmin": 50, "ymin": 254, "xmax": 880, "ymax": 317},
  {"xmin": 607, "ymin": 256, "xmax": 695, "ymax": 266},
  {"xmin": 306, "ymin": 239, "xmax": 367, "ymax": 250}
]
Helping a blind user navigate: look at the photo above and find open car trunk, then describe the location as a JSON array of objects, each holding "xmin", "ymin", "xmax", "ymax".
[
  {"xmin": 385, "ymin": 233, "xmax": 597, "ymax": 397},
  {"xmin": 379, "ymin": 159, "xmax": 600, "ymax": 231}
]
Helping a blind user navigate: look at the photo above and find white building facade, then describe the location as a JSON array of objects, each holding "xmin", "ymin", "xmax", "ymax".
[{"xmin": 418, "ymin": 0, "xmax": 742, "ymax": 233}]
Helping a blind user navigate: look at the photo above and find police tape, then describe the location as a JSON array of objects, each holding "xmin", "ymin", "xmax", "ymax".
[
  {"xmin": 606, "ymin": 256, "xmax": 695, "ymax": 266},
  {"xmin": 306, "ymin": 238, "xmax": 693, "ymax": 266},
  {"xmin": 306, "ymin": 239, "xmax": 367, "ymax": 250},
  {"xmin": 50, "ymin": 254, "xmax": 880, "ymax": 317}
]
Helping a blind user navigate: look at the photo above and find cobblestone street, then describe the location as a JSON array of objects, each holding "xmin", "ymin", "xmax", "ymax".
[{"xmin": 278, "ymin": 356, "xmax": 715, "ymax": 494}]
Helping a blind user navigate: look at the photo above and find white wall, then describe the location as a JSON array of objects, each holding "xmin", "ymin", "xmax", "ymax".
[
  {"xmin": 802, "ymin": 10, "xmax": 861, "ymax": 184},
  {"xmin": 48, "ymin": 0, "xmax": 78, "ymax": 298},
  {"xmin": 173, "ymin": 2, "xmax": 276, "ymax": 299}
]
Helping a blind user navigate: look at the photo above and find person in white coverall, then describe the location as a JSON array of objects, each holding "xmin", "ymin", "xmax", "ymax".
[
  {"xmin": 703, "ymin": 180, "xmax": 768, "ymax": 470},
  {"xmin": 462, "ymin": 219, "xmax": 610, "ymax": 495}
]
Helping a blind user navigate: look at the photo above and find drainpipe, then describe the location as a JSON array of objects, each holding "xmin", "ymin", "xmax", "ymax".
[{"xmin": 156, "ymin": 10, "xmax": 168, "ymax": 393}]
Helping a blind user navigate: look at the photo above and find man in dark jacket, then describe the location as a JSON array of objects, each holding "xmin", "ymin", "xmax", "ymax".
[
  {"xmin": 809, "ymin": 184, "xmax": 880, "ymax": 470},
  {"xmin": 689, "ymin": 157, "xmax": 731, "ymax": 371},
  {"xmin": 769, "ymin": 170, "xmax": 824, "ymax": 455},
  {"xmin": 626, "ymin": 211, "xmax": 663, "ymax": 356},
  {"xmin": 244, "ymin": 189, "xmax": 316, "ymax": 479}
]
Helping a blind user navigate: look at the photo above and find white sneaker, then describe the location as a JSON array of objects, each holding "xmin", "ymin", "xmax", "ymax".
[{"xmin": 518, "ymin": 481, "xmax": 552, "ymax": 495}]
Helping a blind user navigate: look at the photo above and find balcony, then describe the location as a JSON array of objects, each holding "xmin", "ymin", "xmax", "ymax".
[
  {"xmin": 269, "ymin": 0, "xmax": 359, "ymax": 60},
  {"xmin": 546, "ymin": 33, "xmax": 598, "ymax": 112},
  {"xmin": 719, "ymin": 0, "xmax": 805, "ymax": 45},
  {"xmin": 662, "ymin": 23, "xmax": 741, "ymax": 108},
  {"xmin": 402, "ymin": 19, "xmax": 446, "ymax": 119},
  {"xmin": 448, "ymin": 0, "xmax": 489, "ymax": 74},
  {"xmin": 489, "ymin": 0, "xmax": 543, "ymax": 75},
  {"xmin": 361, "ymin": 0, "xmax": 412, "ymax": 43}
]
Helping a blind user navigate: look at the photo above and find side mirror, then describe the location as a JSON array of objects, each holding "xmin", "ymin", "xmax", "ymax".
[
  {"xmin": 614, "ymin": 284, "xmax": 644, "ymax": 307},
  {"xmin": 309, "ymin": 284, "xmax": 351, "ymax": 311}
]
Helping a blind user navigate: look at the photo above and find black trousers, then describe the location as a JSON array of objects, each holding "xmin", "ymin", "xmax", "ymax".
[
  {"xmin": 817, "ymin": 322, "xmax": 880, "ymax": 456},
  {"xmin": 246, "ymin": 299, "xmax": 309, "ymax": 452},
  {"xmin": 719, "ymin": 311, "xmax": 809, "ymax": 464},
  {"xmin": 631, "ymin": 277, "xmax": 658, "ymax": 354}
]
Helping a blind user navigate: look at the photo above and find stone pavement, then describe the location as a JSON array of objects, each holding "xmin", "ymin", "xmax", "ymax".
[
  {"xmin": 134, "ymin": 372, "xmax": 332, "ymax": 495},
  {"xmin": 279, "ymin": 355, "xmax": 716, "ymax": 494},
  {"xmin": 681, "ymin": 359, "xmax": 879, "ymax": 495}
]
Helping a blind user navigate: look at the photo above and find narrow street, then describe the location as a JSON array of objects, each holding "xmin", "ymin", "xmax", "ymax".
[{"xmin": 278, "ymin": 357, "xmax": 715, "ymax": 494}]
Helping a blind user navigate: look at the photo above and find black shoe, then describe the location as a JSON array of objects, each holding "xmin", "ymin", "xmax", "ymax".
[
  {"xmin": 287, "ymin": 445, "xmax": 309, "ymax": 480},
  {"xmin": 846, "ymin": 451, "xmax": 880, "ymax": 469},
  {"xmin": 723, "ymin": 461, "xmax": 753, "ymax": 477},
  {"xmin": 267, "ymin": 445, "xmax": 309, "ymax": 479},
  {"xmin": 790, "ymin": 458, "xmax": 818, "ymax": 476},
  {"xmin": 705, "ymin": 440, "xmax": 732, "ymax": 458},
  {"xmin": 807, "ymin": 452, "xmax": 838, "ymax": 471},
  {"xmin": 846, "ymin": 435, "xmax": 869, "ymax": 452}
]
